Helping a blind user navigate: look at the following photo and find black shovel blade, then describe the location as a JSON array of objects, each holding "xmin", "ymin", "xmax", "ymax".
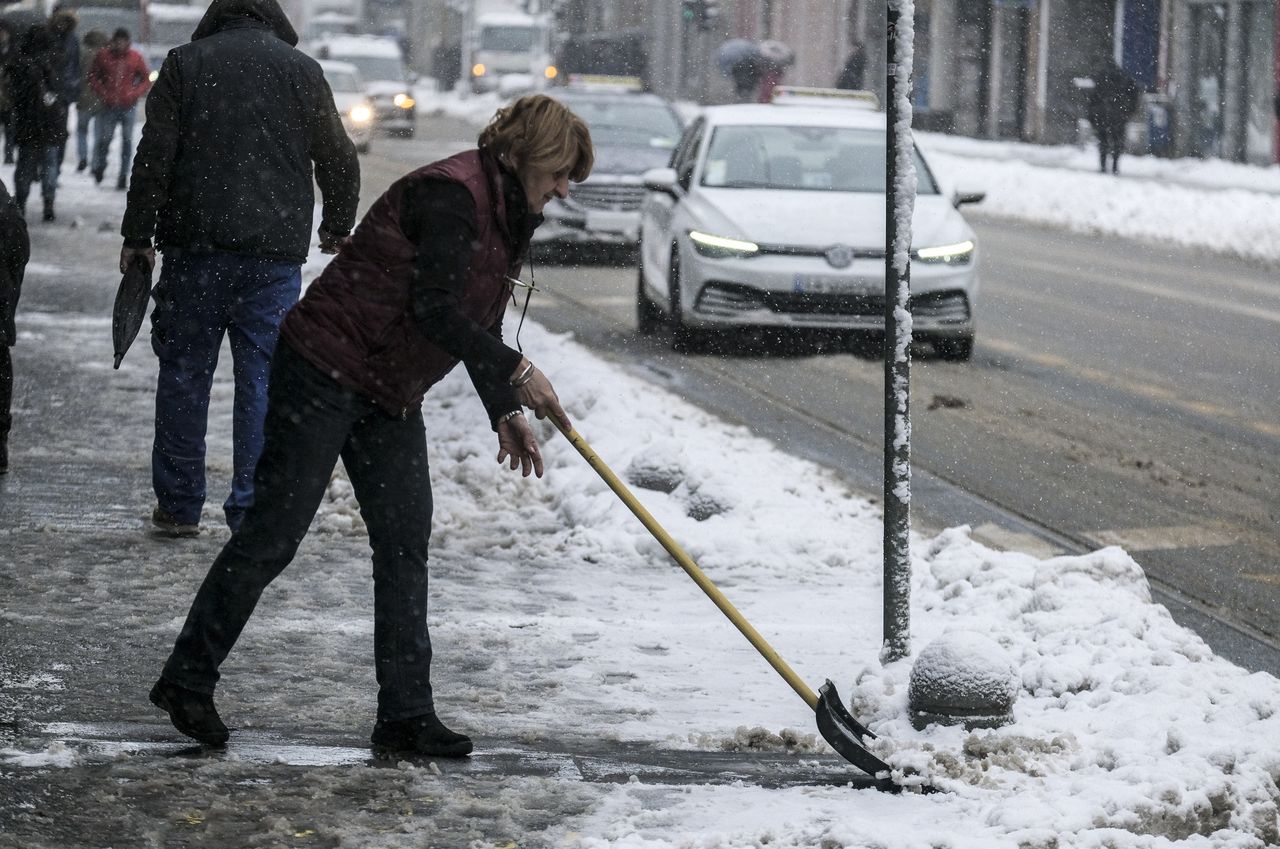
[
  {"xmin": 112, "ymin": 256, "xmax": 152, "ymax": 369},
  {"xmin": 815, "ymin": 679, "xmax": 896, "ymax": 787}
]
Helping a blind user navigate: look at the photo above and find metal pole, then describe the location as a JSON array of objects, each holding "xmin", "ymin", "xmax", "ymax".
[{"xmin": 882, "ymin": 0, "xmax": 914, "ymax": 664}]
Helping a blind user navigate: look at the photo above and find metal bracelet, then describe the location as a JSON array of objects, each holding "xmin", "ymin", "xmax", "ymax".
[
  {"xmin": 497, "ymin": 409, "xmax": 524, "ymax": 425},
  {"xmin": 510, "ymin": 362, "xmax": 536, "ymax": 388}
]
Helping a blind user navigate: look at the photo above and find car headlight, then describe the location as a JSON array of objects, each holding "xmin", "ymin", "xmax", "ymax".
[
  {"xmin": 913, "ymin": 240, "xmax": 974, "ymax": 265},
  {"xmin": 688, "ymin": 230, "xmax": 759, "ymax": 259},
  {"xmin": 394, "ymin": 93, "xmax": 415, "ymax": 109},
  {"xmin": 349, "ymin": 104, "xmax": 373, "ymax": 124}
]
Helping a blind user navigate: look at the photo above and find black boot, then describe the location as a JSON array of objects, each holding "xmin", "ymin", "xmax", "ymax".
[
  {"xmin": 371, "ymin": 713, "xmax": 473, "ymax": 757},
  {"xmin": 149, "ymin": 678, "xmax": 229, "ymax": 746},
  {"xmin": 77, "ymin": 159, "xmax": 87, "ymax": 172},
  {"xmin": 42, "ymin": 200, "xmax": 54, "ymax": 222}
]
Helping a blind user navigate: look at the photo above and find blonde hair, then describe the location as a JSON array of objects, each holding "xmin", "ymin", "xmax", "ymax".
[{"xmin": 479, "ymin": 94, "xmax": 594, "ymax": 184}]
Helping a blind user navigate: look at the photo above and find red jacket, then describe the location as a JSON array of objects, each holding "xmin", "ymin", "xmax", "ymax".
[
  {"xmin": 281, "ymin": 150, "xmax": 520, "ymax": 416},
  {"xmin": 89, "ymin": 47, "xmax": 151, "ymax": 108}
]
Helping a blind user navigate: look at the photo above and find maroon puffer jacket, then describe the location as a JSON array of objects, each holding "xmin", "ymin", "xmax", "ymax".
[{"xmin": 281, "ymin": 150, "xmax": 520, "ymax": 416}]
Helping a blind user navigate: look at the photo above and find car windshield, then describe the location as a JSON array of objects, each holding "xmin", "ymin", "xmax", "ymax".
[
  {"xmin": 333, "ymin": 55, "xmax": 405, "ymax": 83},
  {"xmin": 566, "ymin": 99, "xmax": 681, "ymax": 149},
  {"xmin": 700, "ymin": 124, "xmax": 939, "ymax": 194},
  {"xmin": 480, "ymin": 25, "xmax": 539, "ymax": 52},
  {"xmin": 324, "ymin": 69, "xmax": 363, "ymax": 93}
]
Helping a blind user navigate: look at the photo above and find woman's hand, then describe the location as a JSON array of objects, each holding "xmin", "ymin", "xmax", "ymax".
[
  {"xmin": 510, "ymin": 361, "xmax": 571, "ymax": 432},
  {"xmin": 496, "ymin": 412, "xmax": 543, "ymax": 478}
]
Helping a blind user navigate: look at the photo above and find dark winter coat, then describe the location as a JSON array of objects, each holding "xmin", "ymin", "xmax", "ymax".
[
  {"xmin": 0, "ymin": 178, "xmax": 30, "ymax": 346},
  {"xmin": 6, "ymin": 25, "xmax": 69, "ymax": 148},
  {"xmin": 1088, "ymin": 62, "xmax": 1141, "ymax": 133},
  {"xmin": 121, "ymin": 0, "xmax": 359, "ymax": 263},
  {"xmin": 280, "ymin": 150, "xmax": 526, "ymax": 417}
]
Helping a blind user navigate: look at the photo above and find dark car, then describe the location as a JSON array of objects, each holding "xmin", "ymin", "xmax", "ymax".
[{"xmin": 536, "ymin": 79, "xmax": 684, "ymax": 250}]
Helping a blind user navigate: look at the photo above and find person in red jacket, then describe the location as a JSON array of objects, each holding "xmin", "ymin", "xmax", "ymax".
[
  {"xmin": 149, "ymin": 94, "xmax": 593, "ymax": 758},
  {"xmin": 88, "ymin": 27, "xmax": 149, "ymax": 189}
]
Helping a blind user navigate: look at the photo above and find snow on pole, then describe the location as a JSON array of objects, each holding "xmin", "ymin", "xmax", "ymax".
[{"xmin": 882, "ymin": 0, "xmax": 915, "ymax": 665}]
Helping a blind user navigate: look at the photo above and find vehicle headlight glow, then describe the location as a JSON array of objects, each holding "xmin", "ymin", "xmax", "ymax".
[
  {"xmin": 544, "ymin": 65, "xmax": 558, "ymax": 79},
  {"xmin": 349, "ymin": 104, "xmax": 373, "ymax": 124},
  {"xmin": 913, "ymin": 239, "xmax": 975, "ymax": 264},
  {"xmin": 394, "ymin": 93, "xmax": 415, "ymax": 109},
  {"xmin": 472, "ymin": 63, "xmax": 486, "ymax": 77},
  {"xmin": 689, "ymin": 230, "xmax": 759, "ymax": 259}
]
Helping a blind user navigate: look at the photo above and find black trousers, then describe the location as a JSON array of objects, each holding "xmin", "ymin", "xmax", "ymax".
[
  {"xmin": 1, "ymin": 346, "xmax": 11, "ymax": 435},
  {"xmin": 162, "ymin": 340, "xmax": 437, "ymax": 721}
]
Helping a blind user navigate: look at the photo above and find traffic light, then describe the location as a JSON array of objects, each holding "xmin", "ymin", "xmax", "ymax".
[
  {"xmin": 681, "ymin": 0, "xmax": 703, "ymax": 27},
  {"xmin": 701, "ymin": 0, "xmax": 720, "ymax": 30},
  {"xmin": 681, "ymin": 0, "xmax": 717, "ymax": 31}
]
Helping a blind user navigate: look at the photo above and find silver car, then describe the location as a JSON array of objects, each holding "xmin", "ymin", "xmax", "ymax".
[
  {"xmin": 537, "ymin": 84, "xmax": 684, "ymax": 249},
  {"xmin": 637, "ymin": 96, "xmax": 984, "ymax": 358}
]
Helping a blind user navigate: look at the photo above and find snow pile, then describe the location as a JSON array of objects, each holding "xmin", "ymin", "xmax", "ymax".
[{"xmin": 294, "ymin": 321, "xmax": 1280, "ymax": 846}]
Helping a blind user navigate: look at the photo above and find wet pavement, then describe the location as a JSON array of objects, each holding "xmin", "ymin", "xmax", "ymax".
[{"xmin": 0, "ymin": 166, "xmax": 880, "ymax": 849}]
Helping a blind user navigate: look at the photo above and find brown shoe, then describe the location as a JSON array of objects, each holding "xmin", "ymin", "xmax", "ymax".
[{"xmin": 151, "ymin": 507, "xmax": 200, "ymax": 537}]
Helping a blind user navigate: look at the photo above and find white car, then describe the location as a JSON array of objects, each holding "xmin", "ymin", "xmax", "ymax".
[
  {"xmin": 314, "ymin": 36, "xmax": 416, "ymax": 137},
  {"xmin": 319, "ymin": 60, "xmax": 375, "ymax": 154},
  {"xmin": 637, "ymin": 92, "xmax": 984, "ymax": 358}
]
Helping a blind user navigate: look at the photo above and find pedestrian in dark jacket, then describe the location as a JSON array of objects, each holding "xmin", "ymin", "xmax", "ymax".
[
  {"xmin": 119, "ymin": 0, "xmax": 359, "ymax": 538},
  {"xmin": 1088, "ymin": 59, "xmax": 1141, "ymax": 174},
  {"xmin": 0, "ymin": 177, "xmax": 31, "ymax": 473},
  {"xmin": 7, "ymin": 25, "xmax": 69, "ymax": 221},
  {"xmin": 88, "ymin": 27, "xmax": 149, "ymax": 189},
  {"xmin": 74, "ymin": 29, "xmax": 107, "ymax": 172},
  {"xmin": 149, "ymin": 94, "xmax": 593, "ymax": 758},
  {"xmin": 0, "ymin": 20, "xmax": 17, "ymax": 163},
  {"xmin": 48, "ymin": 7, "xmax": 80, "ymax": 105},
  {"xmin": 835, "ymin": 42, "xmax": 865, "ymax": 90}
]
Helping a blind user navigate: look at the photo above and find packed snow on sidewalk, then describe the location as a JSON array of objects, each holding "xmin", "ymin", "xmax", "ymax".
[{"xmin": 4, "ymin": 126, "xmax": 1280, "ymax": 848}]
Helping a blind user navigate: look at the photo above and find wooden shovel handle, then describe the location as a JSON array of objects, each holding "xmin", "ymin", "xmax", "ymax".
[{"xmin": 554, "ymin": 420, "xmax": 819, "ymax": 711}]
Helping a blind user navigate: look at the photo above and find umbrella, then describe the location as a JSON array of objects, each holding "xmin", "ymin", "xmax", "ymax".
[
  {"xmin": 715, "ymin": 38, "xmax": 760, "ymax": 77},
  {"xmin": 758, "ymin": 39, "xmax": 795, "ymax": 68},
  {"xmin": 112, "ymin": 256, "xmax": 153, "ymax": 369}
]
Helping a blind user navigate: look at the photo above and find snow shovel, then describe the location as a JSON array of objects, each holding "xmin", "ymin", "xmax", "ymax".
[{"xmin": 553, "ymin": 420, "xmax": 899, "ymax": 789}]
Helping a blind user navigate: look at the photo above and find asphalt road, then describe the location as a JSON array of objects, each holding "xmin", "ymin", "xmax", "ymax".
[{"xmin": 362, "ymin": 116, "xmax": 1280, "ymax": 674}]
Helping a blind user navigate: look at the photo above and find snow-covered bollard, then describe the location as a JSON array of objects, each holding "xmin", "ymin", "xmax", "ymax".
[{"xmin": 907, "ymin": 631, "xmax": 1018, "ymax": 731}]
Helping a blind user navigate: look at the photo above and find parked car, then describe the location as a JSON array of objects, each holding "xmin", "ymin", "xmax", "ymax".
[
  {"xmin": 312, "ymin": 35, "xmax": 415, "ymax": 137},
  {"xmin": 537, "ymin": 77, "xmax": 684, "ymax": 249},
  {"xmin": 319, "ymin": 60, "xmax": 374, "ymax": 154},
  {"xmin": 637, "ymin": 89, "xmax": 984, "ymax": 358}
]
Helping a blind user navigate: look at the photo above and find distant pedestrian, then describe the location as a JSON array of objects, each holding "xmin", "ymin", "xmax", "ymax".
[
  {"xmin": 729, "ymin": 56, "xmax": 761, "ymax": 101},
  {"xmin": 0, "ymin": 20, "xmax": 16, "ymax": 164},
  {"xmin": 148, "ymin": 94, "xmax": 592, "ymax": 757},
  {"xmin": 74, "ymin": 29, "xmax": 107, "ymax": 173},
  {"xmin": 88, "ymin": 28, "xmax": 149, "ymax": 189},
  {"xmin": 48, "ymin": 7, "xmax": 80, "ymax": 105},
  {"xmin": 7, "ymin": 25, "xmax": 69, "ymax": 221},
  {"xmin": 47, "ymin": 7, "xmax": 80, "ymax": 167},
  {"xmin": 119, "ymin": 0, "xmax": 359, "ymax": 537},
  {"xmin": 1087, "ymin": 58, "xmax": 1141, "ymax": 174},
  {"xmin": 835, "ymin": 42, "xmax": 865, "ymax": 90},
  {"xmin": 0, "ymin": 176, "xmax": 31, "ymax": 473}
]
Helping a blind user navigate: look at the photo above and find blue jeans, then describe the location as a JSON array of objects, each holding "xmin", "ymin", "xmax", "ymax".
[
  {"xmin": 93, "ymin": 104, "xmax": 135, "ymax": 180},
  {"xmin": 76, "ymin": 107, "xmax": 97, "ymax": 165},
  {"xmin": 162, "ymin": 341, "xmax": 437, "ymax": 721},
  {"xmin": 13, "ymin": 144, "xmax": 60, "ymax": 208},
  {"xmin": 150, "ymin": 249, "xmax": 301, "ymax": 530}
]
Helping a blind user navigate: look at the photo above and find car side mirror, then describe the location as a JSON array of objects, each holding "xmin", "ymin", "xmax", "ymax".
[
  {"xmin": 642, "ymin": 167, "xmax": 679, "ymax": 197},
  {"xmin": 952, "ymin": 189, "xmax": 985, "ymax": 208}
]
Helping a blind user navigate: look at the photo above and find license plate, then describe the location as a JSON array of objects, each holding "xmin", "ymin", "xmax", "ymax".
[
  {"xmin": 792, "ymin": 275, "xmax": 875, "ymax": 295},
  {"xmin": 585, "ymin": 209, "xmax": 636, "ymax": 235}
]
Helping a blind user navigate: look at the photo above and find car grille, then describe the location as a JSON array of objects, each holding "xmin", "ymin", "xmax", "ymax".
[
  {"xmin": 571, "ymin": 183, "xmax": 645, "ymax": 211},
  {"xmin": 696, "ymin": 284, "xmax": 970, "ymax": 322}
]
